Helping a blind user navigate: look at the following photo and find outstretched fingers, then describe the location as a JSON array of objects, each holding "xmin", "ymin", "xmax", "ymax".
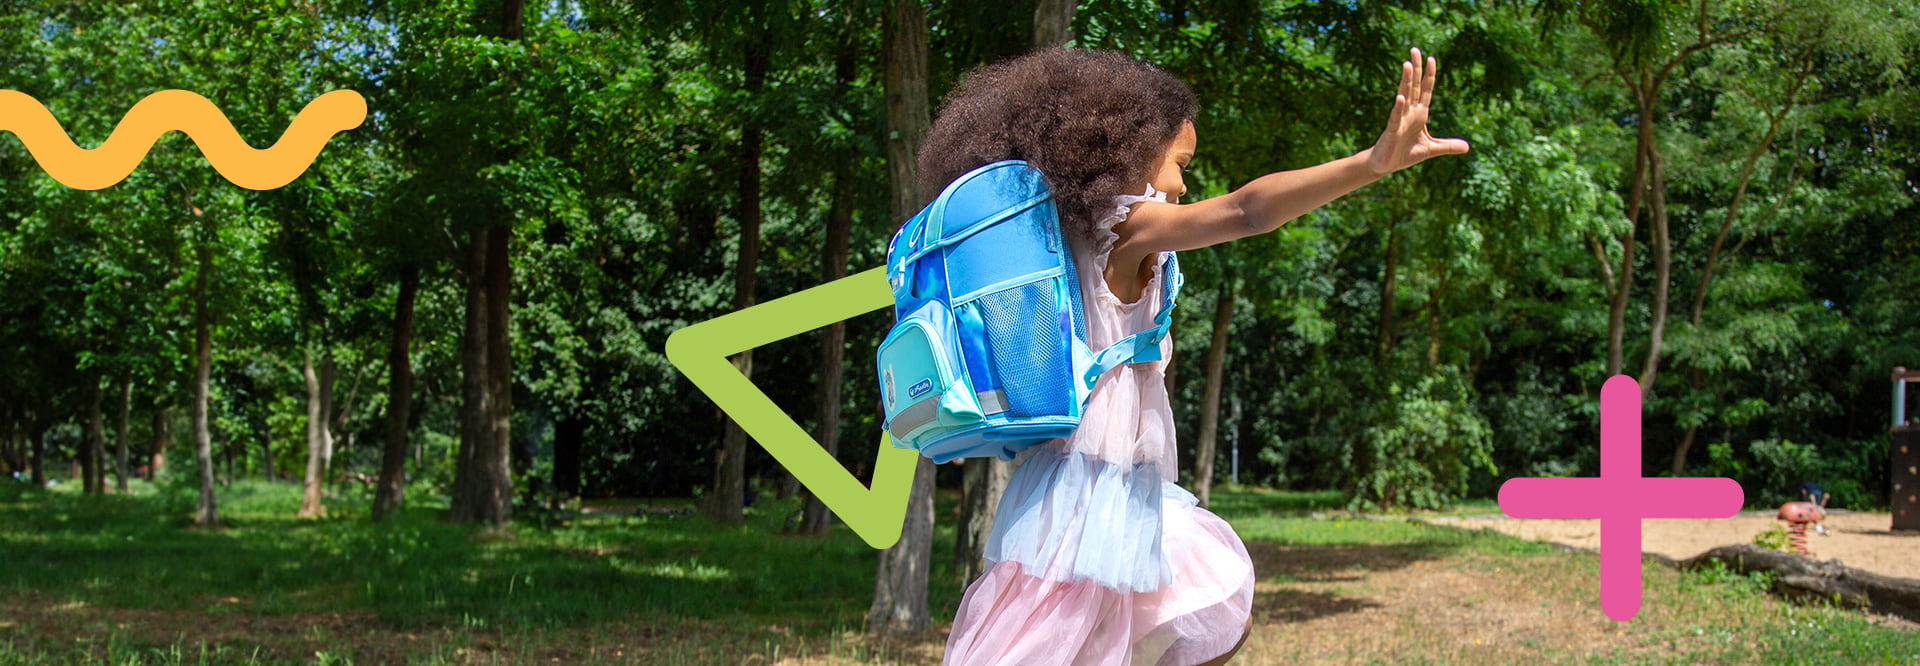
[
  {"xmin": 1436, "ymin": 137, "xmax": 1471, "ymax": 155},
  {"xmin": 1376, "ymin": 47, "xmax": 1471, "ymax": 173},
  {"xmin": 1407, "ymin": 47, "xmax": 1424, "ymax": 108},
  {"xmin": 1387, "ymin": 91, "xmax": 1408, "ymax": 134},
  {"xmin": 1422, "ymin": 55, "xmax": 1438, "ymax": 107},
  {"xmin": 1398, "ymin": 59, "xmax": 1415, "ymax": 112}
]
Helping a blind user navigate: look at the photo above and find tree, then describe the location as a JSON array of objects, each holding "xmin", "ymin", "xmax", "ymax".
[
  {"xmin": 440, "ymin": 0, "xmax": 530, "ymax": 528},
  {"xmin": 372, "ymin": 266, "xmax": 418, "ymax": 521},
  {"xmin": 297, "ymin": 350, "xmax": 335, "ymax": 517},
  {"xmin": 1193, "ymin": 273, "xmax": 1233, "ymax": 507},
  {"xmin": 869, "ymin": 0, "xmax": 936, "ymax": 636},
  {"xmin": 702, "ymin": 1, "xmax": 777, "ymax": 526},
  {"xmin": 798, "ymin": 3, "xmax": 871, "ymax": 536}
]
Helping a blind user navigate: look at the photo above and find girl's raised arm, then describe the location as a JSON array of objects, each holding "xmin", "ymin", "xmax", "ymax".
[{"xmin": 1109, "ymin": 48, "xmax": 1469, "ymax": 283}]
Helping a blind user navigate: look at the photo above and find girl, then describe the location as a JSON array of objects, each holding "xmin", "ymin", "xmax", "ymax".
[{"xmin": 924, "ymin": 47, "xmax": 1468, "ymax": 666}]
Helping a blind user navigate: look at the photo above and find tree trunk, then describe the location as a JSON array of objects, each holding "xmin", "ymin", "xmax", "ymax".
[
  {"xmin": 870, "ymin": 0, "xmax": 935, "ymax": 636},
  {"xmin": 1376, "ymin": 224, "xmax": 1399, "ymax": 361},
  {"xmin": 150, "ymin": 406, "xmax": 170, "ymax": 480},
  {"xmin": 704, "ymin": 12, "xmax": 772, "ymax": 527},
  {"xmin": 1685, "ymin": 544, "xmax": 1920, "ymax": 623},
  {"xmin": 1033, "ymin": 0, "xmax": 1076, "ymax": 48},
  {"xmin": 954, "ymin": 458, "xmax": 1010, "ymax": 582},
  {"xmin": 300, "ymin": 351, "xmax": 323, "ymax": 515},
  {"xmin": 259, "ymin": 412, "xmax": 274, "ymax": 480},
  {"xmin": 31, "ymin": 422, "xmax": 46, "ymax": 486},
  {"xmin": 1195, "ymin": 280, "xmax": 1234, "ymax": 508},
  {"xmin": 870, "ymin": 457, "xmax": 937, "ymax": 634},
  {"xmin": 452, "ymin": 224, "xmax": 514, "ymax": 527},
  {"xmin": 8, "ymin": 422, "xmax": 19, "ymax": 480},
  {"xmin": 552, "ymin": 416, "xmax": 584, "ymax": 502},
  {"xmin": 223, "ymin": 436, "xmax": 235, "ymax": 487},
  {"xmin": 83, "ymin": 376, "xmax": 106, "ymax": 495},
  {"xmin": 1426, "ymin": 298, "xmax": 1442, "ymax": 366},
  {"xmin": 797, "ymin": 23, "xmax": 862, "ymax": 533},
  {"xmin": 798, "ymin": 184, "xmax": 855, "ymax": 533},
  {"xmin": 0, "ymin": 410, "xmax": 13, "ymax": 478},
  {"xmin": 450, "ymin": 227, "xmax": 513, "ymax": 528},
  {"xmin": 447, "ymin": 0, "xmax": 520, "ymax": 530},
  {"xmin": 452, "ymin": 227, "xmax": 490, "ymax": 523},
  {"xmin": 1673, "ymin": 423, "xmax": 1698, "ymax": 477},
  {"xmin": 482, "ymin": 220, "xmax": 513, "ymax": 526},
  {"xmin": 114, "ymin": 376, "xmax": 130, "ymax": 493},
  {"xmin": 1637, "ymin": 138, "xmax": 1672, "ymax": 396},
  {"xmin": 882, "ymin": 0, "xmax": 931, "ymax": 226},
  {"xmin": 193, "ymin": 243, "xmax": 218, "ymax": 528},
  {"xmin": 4, "ymin": 420, "xmax": 18, "ymax": 480},
  {"xmin": 707, "ymin": 387, "xmax": 751, "ymax": 524},
  {"xmin": 1605, "ymin": 71, "xmax": 1657, "ymax": 378},
  {"xmin": 371, "ymin": 268, "xmax": 415, "ymax": 516},
  {"xmin": 299, "ymin": 350, "xmax": 336, "ymax": 517}
]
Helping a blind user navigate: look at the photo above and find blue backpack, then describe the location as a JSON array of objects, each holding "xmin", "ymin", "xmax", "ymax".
[{"xmin": 876, "ymin": 160, "xmax": 1182, "ymax": 463}]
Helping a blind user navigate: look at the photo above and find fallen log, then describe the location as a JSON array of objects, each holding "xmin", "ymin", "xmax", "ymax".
[{"xmin": 1683, "ymin": 544, "xmax": 1920, "ymax": 623}]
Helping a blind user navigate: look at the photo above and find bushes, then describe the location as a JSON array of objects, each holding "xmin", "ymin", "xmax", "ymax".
[
  {"xmin": 1703, "ymin": 437, "xmax": 1889, "ymax": 510},
  {"xmin": 1344, "ymin": 368, "xmax": 1498, "ymax": 510}
]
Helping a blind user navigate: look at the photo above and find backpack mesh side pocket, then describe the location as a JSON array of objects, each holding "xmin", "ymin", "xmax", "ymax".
[{"xmin": 973, "ymin": 278, "xmax": 1074, "ymax": 418}]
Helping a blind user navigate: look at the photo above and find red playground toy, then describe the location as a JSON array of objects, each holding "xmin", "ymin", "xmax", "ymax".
[{"xmin": 1776, "ymin": 501, "xmax": 1825, "ymax": 556}]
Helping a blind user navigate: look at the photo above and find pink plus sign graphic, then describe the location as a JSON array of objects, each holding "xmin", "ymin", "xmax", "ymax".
[{"xmin": 1497, "ymin": 375, "xmax": 1744, "ymax": 621}]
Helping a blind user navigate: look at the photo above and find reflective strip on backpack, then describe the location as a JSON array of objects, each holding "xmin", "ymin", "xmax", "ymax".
[
  {"xmin": 977, "ymin": 389, "xmax": 1009, "ymax": 415},
  {"xmin": 889, "ymin": 398, "xmax": 940, "ymax": 440},
  {"xmin": 890, "ymin": 389, "xmax": 1011, "ymax": 441}
]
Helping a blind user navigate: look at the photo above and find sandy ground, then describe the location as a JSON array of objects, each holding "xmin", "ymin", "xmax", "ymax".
[{"xmin": 1425, "ymin": 510, "xmax": 1920, "ymax": 581}]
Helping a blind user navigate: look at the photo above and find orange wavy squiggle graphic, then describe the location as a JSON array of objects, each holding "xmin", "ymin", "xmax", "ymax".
[{"xmin": 0, "ymin": 89, "xmax": 366, "ymax": 190}]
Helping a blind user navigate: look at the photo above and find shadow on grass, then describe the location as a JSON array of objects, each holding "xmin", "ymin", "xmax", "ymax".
[
  {"xmin": 1246, "ymin": 540, "xmax": 1451, "ymax": 583},
  {"xmin": 1253, "ymin": 587, "xmax": 1383, "ymax": 624},
  {"xmin": 1238, "ymin": 522, "xmax": 1463, "ymax": 625}
]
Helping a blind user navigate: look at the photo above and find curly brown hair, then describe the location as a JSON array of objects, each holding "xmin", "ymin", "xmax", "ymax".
[{"xmin": 917, "ymin": 48, "xmax": 1198, "ymax": 238}]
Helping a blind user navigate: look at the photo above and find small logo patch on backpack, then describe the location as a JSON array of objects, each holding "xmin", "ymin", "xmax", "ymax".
[{"xmin": 908, "ymin": 378, "xmax": 933, "ymax": 399}]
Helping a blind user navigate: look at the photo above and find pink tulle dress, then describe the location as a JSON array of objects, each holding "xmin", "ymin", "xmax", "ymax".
[{"xmin": 943, "ymin": 186, "xmax": 1256, "ymax": 665}]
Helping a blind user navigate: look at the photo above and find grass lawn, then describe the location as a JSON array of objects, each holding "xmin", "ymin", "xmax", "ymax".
[{"xmin": 0, "ymin": 479, "xmax": 1913, "ymax": 664}]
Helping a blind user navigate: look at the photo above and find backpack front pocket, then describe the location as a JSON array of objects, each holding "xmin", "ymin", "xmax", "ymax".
[{"xmin": 877, "ymin": 302, "xmax": 982, "ymax": 449}]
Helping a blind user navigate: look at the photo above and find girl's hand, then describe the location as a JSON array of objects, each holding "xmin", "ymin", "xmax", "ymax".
[{"xmin": 1367, "ymin": 47, "xmax": 1470, "ymax": 176}]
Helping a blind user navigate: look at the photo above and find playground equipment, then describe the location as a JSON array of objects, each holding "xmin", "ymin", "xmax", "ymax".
[
  {"xmin": 1777, "ymin": 501, "xmax": 1824, "ymax": 556},
  {"xmin": 1895, "ymin": 367, "xmax": 1919, "ymax": 533}
]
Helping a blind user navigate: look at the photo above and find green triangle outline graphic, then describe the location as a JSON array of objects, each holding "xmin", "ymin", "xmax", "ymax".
[{"xmin": 665, "ymin": 267, "xmax": 918, "ymax": 549}]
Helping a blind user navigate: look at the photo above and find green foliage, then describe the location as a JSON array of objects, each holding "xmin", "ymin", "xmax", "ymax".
[
  {"xmin": 0, "ymin": 0, "xmax": 1915, "ymax": 514},
  {"xmin": 1684, "ymin": 558, "xmax": 1776, "ymax": 597},
  {"xmin": 1346, "ymin": 368, "xmax": 1498, "ymax": 511},
  {"xmin": 1705, "ymin": 439, "xmax": 1820, "ymax": 506},
  {"xmin": 1751, "ymin": 526, "xmax": 1793, "ymax": 552}
]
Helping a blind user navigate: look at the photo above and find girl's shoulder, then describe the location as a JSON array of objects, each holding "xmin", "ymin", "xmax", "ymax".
[{"xmin": 1089, "ymin": 184, "xmax": 1173, "ymax": 253}]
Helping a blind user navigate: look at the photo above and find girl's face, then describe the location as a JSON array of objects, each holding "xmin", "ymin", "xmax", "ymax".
[{"xmin": 1146, "ymin": 121, "xmax": 1197, "ymax": 202}]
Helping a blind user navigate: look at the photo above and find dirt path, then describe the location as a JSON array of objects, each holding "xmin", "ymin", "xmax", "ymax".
[
  {"xmin": 1423, "ymin": 510, "xmax": 1919, "ymax": 581},
  {"xmin": 1224, "ymin": 524, "xmax": 1920, "ymax": 665},
  {"xmin": 801, "ymin": 518, "xmax": 1920, "ymax": 665}
]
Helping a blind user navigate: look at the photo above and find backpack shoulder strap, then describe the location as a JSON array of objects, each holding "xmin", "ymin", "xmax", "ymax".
[{"xmin": 1081, "ymin": 252, "xmax": 1183, "ymax": 391}]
